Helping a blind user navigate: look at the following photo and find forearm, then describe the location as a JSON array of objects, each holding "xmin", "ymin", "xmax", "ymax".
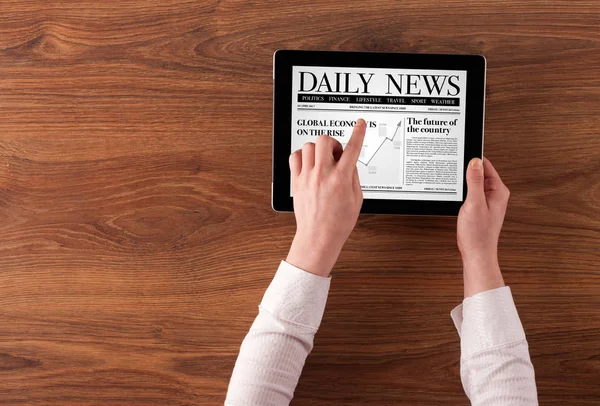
[
  {"xmin": 452, "ymin": 287, "xmax": 538, "ymax": 405},
  {"xmin": 226, "ymin": 261, "xmax": 330, "ymax": 406}
]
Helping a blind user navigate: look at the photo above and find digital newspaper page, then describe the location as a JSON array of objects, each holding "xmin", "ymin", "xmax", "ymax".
[{"xmin": 290, "ymin": 66, "xmax": 467, "ymax": 201}]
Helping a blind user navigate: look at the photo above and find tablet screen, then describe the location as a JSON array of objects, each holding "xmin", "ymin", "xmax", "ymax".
[{"xmin": 290, "ymin": 66, "xmax": 467, "ymax": 202}]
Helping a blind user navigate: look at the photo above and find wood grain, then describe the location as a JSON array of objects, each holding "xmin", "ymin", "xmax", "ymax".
[{"xmin": 1, "ymin": 0, "xmax": 599, "ymax": 404}]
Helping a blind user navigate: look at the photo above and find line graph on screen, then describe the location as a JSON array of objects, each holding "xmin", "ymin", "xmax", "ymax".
[{"xmin": 357, "ymin": 119, "xmax": 404, "ymax": 166}]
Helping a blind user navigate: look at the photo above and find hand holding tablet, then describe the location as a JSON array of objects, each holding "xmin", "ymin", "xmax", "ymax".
[
  {"xmin": 272, "ymin": 50, "xmax": 487, "ymax": 215},
  {"xmin": 458, "ymin": 157, "xmax": 510, "ymax": 297}
]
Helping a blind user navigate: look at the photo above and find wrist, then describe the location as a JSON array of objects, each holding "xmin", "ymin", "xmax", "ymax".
[
  {"xmin": 286, "ymin": 231, "xmax": 342, "ymax": 277},
  {"xmin": 462, "ymin": 254, "xmax": 499, "ymax": 272},
  {"xmin": 461, "ymin": 251, "xmax": 505, "ymax": 298}
]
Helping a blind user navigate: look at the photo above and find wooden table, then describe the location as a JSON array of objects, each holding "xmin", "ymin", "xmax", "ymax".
[{"xmin": 1, "ymin": 1, "xmax": 599, "ymax": 404}]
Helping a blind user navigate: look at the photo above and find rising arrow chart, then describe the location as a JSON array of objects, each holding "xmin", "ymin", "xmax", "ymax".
[{"xmin": 357, "ymin": 119, "xmax": 403, "ymax": 166}]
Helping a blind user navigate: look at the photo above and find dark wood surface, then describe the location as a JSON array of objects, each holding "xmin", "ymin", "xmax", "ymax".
[{"xmin": 1, "ymin": 1, "xmax": 599, "ymax": 404}]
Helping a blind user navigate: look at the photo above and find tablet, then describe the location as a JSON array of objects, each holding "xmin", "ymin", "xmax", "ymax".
[{"xmin": 272, "ymin": 50, "xmax": 486, "ymax": 215}]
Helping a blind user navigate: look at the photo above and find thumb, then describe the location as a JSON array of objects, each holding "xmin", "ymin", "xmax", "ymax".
[{"xmin": 465, "ymin": 158, "xmax": 486, "ymax": 206}]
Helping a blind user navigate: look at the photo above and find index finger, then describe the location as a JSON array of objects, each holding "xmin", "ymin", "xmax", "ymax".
[{"xmin": 339, "ymin": 119, "xmax": 366, "ymax": 170}]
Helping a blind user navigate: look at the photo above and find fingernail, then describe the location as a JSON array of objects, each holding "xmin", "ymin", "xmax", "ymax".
[
  {"xmin": 471, "ymin": 158, "xmax": 482, "ymax": 170},
  {"xmin": 356, "ymin": 118, "xmax": 366, "ymax": 127}
]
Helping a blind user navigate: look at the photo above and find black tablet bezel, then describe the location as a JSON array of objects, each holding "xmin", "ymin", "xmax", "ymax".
[{"xmin": 272, "ymin": 50, "xmax": 485, "ymax": 215}]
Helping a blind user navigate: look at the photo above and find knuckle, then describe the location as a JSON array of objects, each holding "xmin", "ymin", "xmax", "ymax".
[
  {"xmin": 470, "ymin": 172, "xmax": 484, "ymax": 183},
  {"xmin": 316, "ymin": 134, "xmax": 330, "ymax": 145},
  {"xmin": 462, "ymin": 200, "xmax": 476, "ymax": 213},
  {"xmin": 331, "ymin": 171, "xmax": 345, "ymax": 186},
  {"xmin": 464, "ymin": 199, "xmax": 485, "ymax": 213},
  {"xmin": 302, "ymin": 142, "xmax": 315, "ymax": 151}
]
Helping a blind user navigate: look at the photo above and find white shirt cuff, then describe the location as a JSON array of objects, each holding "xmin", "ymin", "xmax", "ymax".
[
  {"xmin": 450, "ymin": 286, "xmax": 526, "ymax": 358},
  {"xmin": 260, "ymin": 261, "xmax": 331, "ymax": 330}
]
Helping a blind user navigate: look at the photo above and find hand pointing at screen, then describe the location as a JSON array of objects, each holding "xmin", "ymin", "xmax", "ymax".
[{"xmin": 285, "ymin": 118, "xmax": 366, "ymax": 278}]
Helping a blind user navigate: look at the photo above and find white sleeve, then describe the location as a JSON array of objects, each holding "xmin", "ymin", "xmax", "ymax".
[
  {"xmin": 451, "ymin": 286, "xmax": 538, "ymax": 405},
  {"xmin": 225, "ymin": 261, "xmax": 331, "ymax": 406}
]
